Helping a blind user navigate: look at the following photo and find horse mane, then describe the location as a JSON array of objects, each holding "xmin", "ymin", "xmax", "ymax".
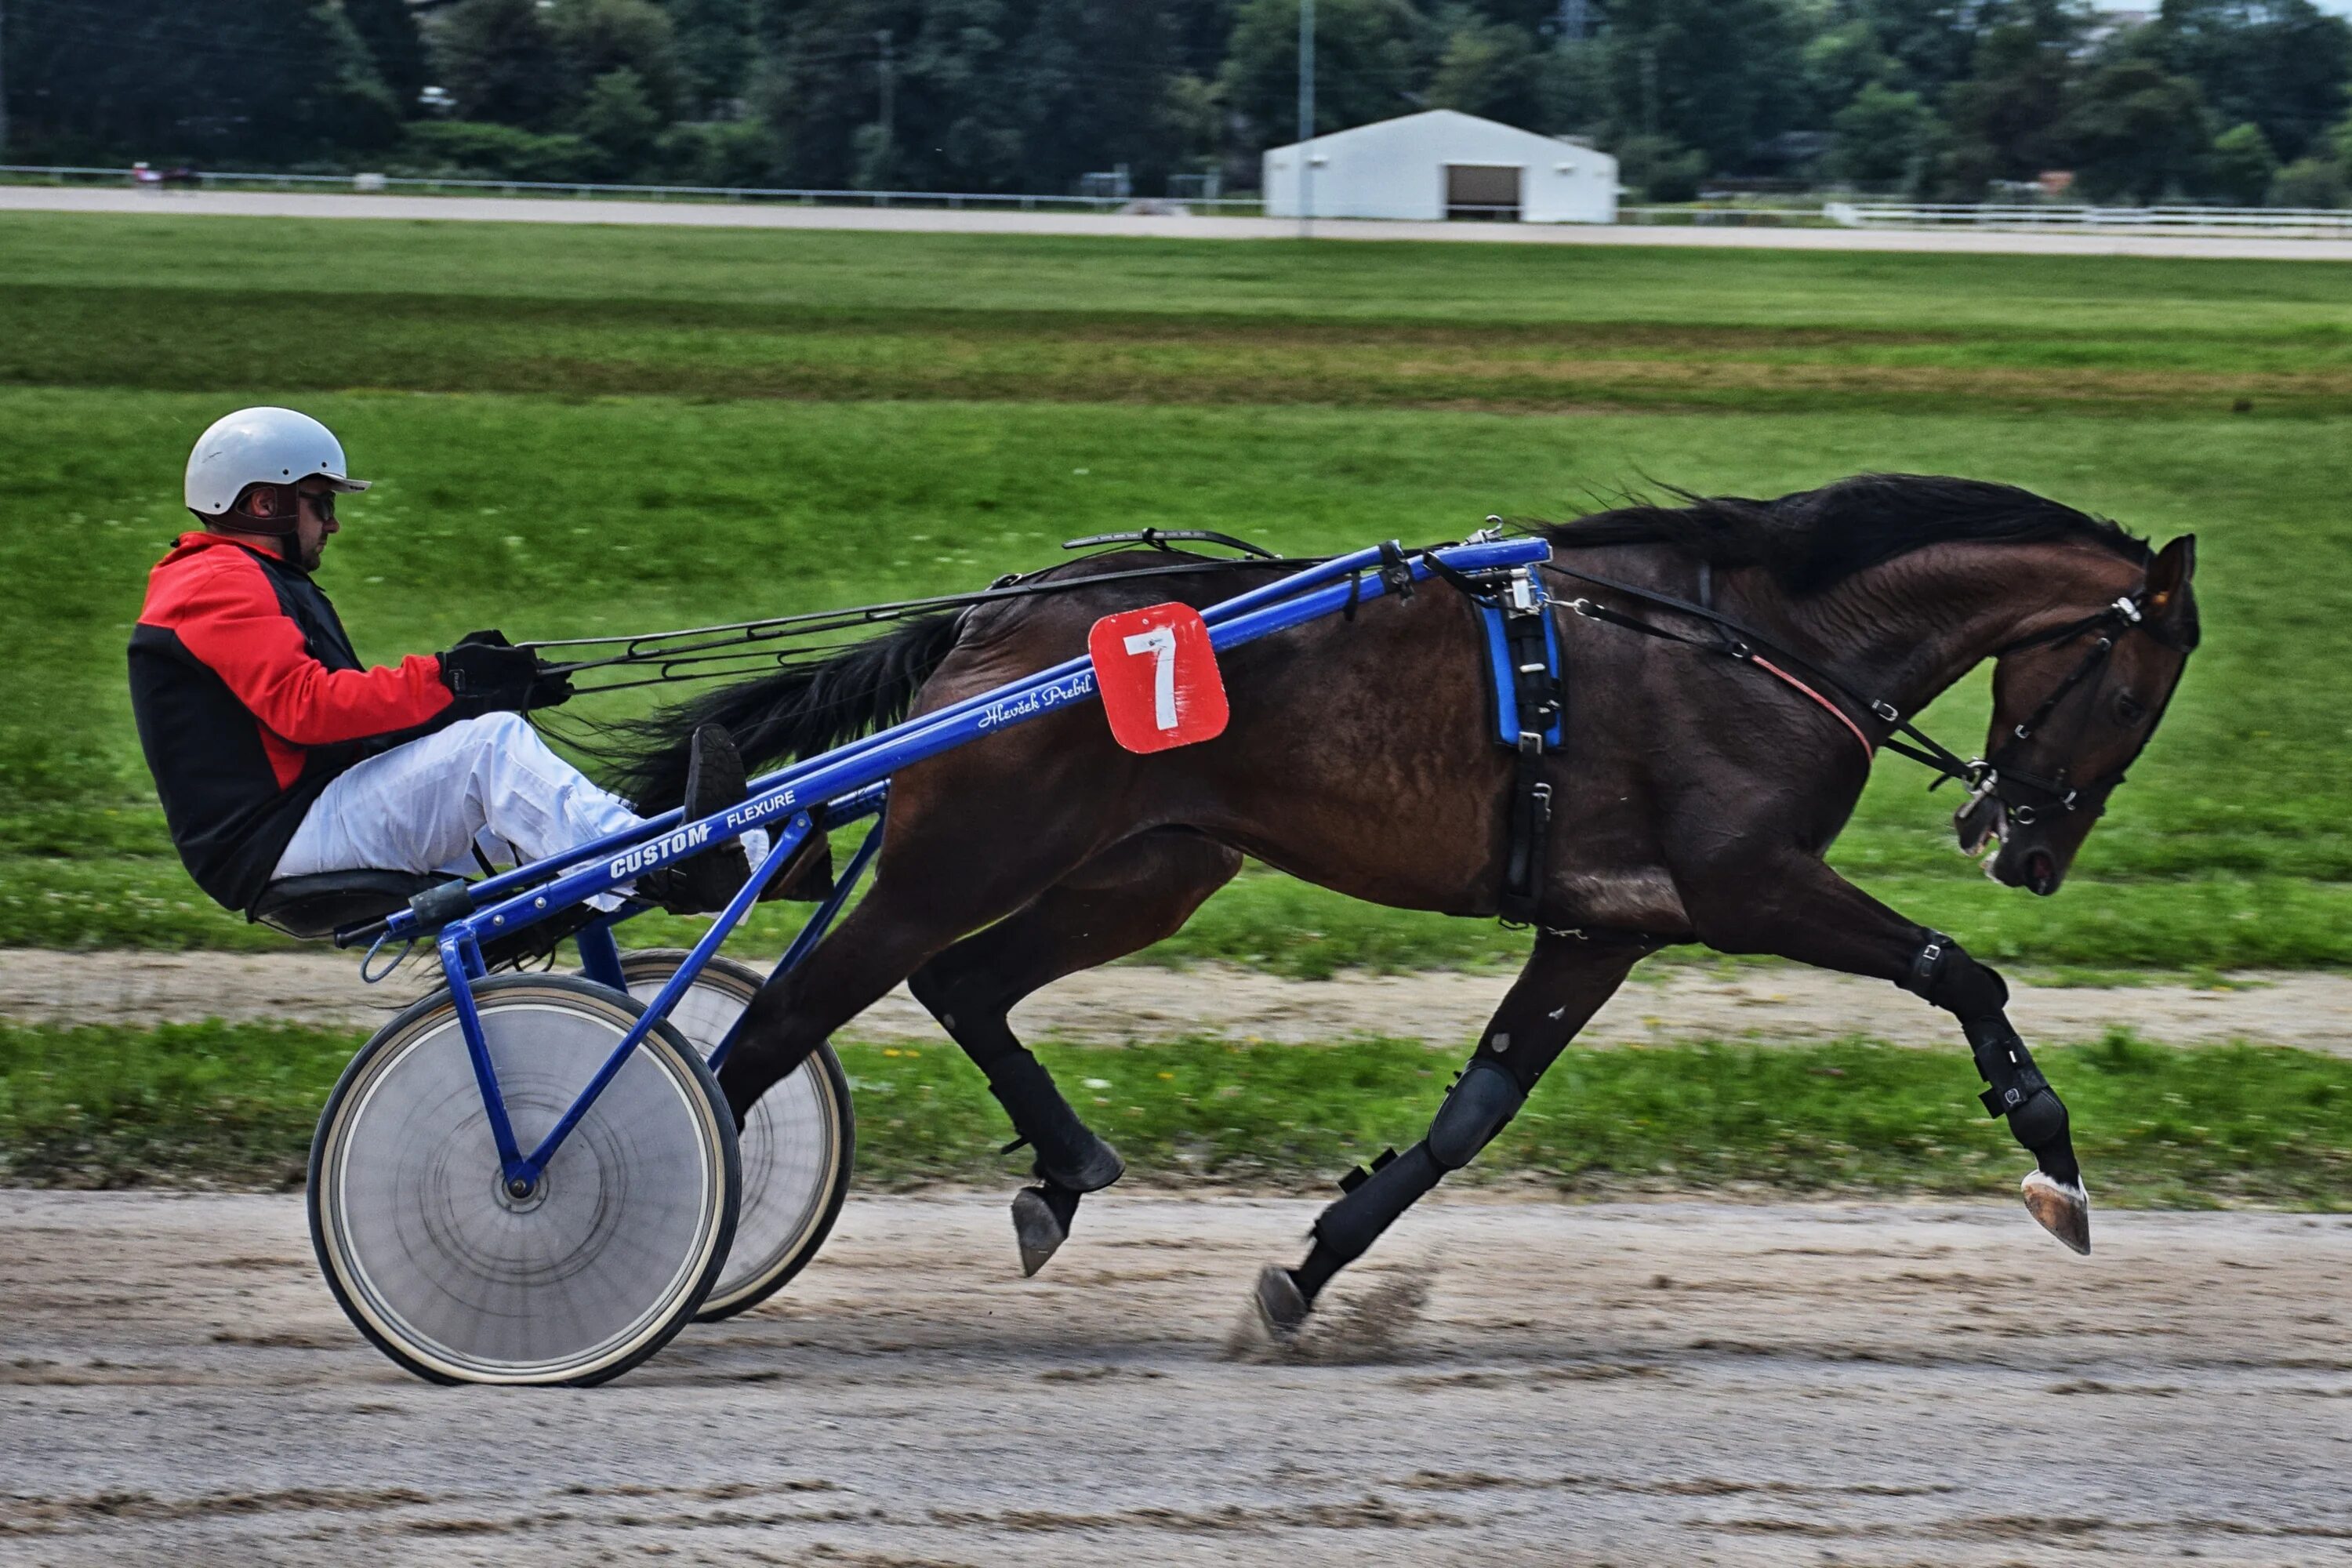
[{"xmin": 1541, "ymin": 474, "xmax": 2151, "ymax": 596}]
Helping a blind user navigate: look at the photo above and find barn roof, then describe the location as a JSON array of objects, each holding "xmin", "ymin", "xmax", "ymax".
[{"xmin": 1263, "ymin": 109, "xmax": 1584, "ymax": 157}]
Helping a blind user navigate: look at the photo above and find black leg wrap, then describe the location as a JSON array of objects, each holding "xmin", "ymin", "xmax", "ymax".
[
  {"xmin": 1901, "ymin": 933, "xmax": 2079, "ymax": 1184},
  {"xmin": 983, "ymin": 1050, "xmax": 1124, "ymax": 1192},
  {"xmin": 1290, "ymin": 1243, "xmax": 1346, "ymax": 1304},
  {"xmin": 1287, "ymin": 1062, "xmax": 1532, "ymax": 1310},
  {"xmin": 1965, "ymin": 1015, "xmax": 2049, "ymax": 1117},
  {"xmin": 1966, "ymin": 1015, "xmax": 2081, "ymax": 1186},
  {"xmin": 1427, "ymin": 1058, "xmax": 1527, "ymax": 1170},
  {"xmin": 1312, "ymin": 1141, "xmax": 1444, "ymax": 1264}
]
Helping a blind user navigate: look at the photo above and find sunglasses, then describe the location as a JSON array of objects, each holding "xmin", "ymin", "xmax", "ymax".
[{"xmin": 296, "ymin": 488, "xmax": 337, "ymax": 521}]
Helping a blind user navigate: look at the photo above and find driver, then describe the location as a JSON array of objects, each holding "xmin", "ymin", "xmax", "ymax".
[{"xmin": 129, "ymin": 406, "xmax": 754, "ymax": 920}]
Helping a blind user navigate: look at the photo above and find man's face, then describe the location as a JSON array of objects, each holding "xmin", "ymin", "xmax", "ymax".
[
  {"xmin": 220, "ymin": 481, "xmax": 341, "ymax": 571},
  {"xmin": 289, "ymin": 481, "xmax": 340, "ymax": 572}
]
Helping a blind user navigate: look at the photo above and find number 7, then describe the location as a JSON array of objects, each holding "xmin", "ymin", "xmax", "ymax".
[{"xmin": 1122, "ymin": 624, "xmax": 1179, "ymax": 730}]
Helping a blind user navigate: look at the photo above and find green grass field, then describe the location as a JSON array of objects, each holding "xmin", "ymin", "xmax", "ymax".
[
  {"xmin": 2, "ymin": 212, "xmax": 2348, "ymax": 973},
  {"xmin": 5, "ymin": 1019, "xmax": 2347, "ymax": 1203}
]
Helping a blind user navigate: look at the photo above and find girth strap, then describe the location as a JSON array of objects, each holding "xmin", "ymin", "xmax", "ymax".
[
  {"xmin": 1476, "ymin": 569, "xmax": 1563, "ymax": 927},
  {"xmin": 1365, "ymin": 541, "xmax": 1569, "ymax": 930}
]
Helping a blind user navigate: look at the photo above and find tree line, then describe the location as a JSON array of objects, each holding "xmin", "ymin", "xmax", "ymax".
[{"xmin": 6, "ymin": 0, "xmax": 2352, "ymax": 205}]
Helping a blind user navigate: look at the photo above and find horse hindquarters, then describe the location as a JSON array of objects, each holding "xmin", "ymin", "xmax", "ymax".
[{"xmin": 714, "ymin": 703, "xmax": 1149, "ymax": 1125}]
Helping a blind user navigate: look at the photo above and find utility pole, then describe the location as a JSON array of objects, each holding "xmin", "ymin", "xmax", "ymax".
[
  {"xmin": 1297, "ymin": 0, "xmax": 1314, "ymax": 238},
  {"xmin": 875, "ymin": 29, "xmax": 895, "ymax": 188},
  {"xmin": 1558, "ymin": 0, "xmax": 1588, "ymax": 42},
  {"xmin": 1, "ymin": 0, "xmax": 11, "ymax": 160}
]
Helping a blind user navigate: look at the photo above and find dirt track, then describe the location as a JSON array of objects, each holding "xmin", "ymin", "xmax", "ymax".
[
  {"xmin": 4, "ymin": 1189, "xmax": 2350, "ymax": 1565},
  {"xmin": 6, "ymin": 946, "xmax": 2346, "ymax": 1054}
]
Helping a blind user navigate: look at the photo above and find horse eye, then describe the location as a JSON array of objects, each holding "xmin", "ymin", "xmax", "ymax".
[{"xmin": 2115, "ymin": 691, "xmax": 2148, "ymax": 726}]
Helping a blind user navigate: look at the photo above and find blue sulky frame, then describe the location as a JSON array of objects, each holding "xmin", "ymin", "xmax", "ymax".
[{"xmin": 353, "ymin": 536, "xmax": 1550, "ymax": 1197}]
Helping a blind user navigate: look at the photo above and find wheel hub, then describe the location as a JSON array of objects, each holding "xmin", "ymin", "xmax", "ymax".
[{"xmin": 495, "ymin": 1170, "xmax": 549, "ymax": 1213}]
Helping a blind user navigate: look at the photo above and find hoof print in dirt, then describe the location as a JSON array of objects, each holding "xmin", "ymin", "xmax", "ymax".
[
  {"xmin": 2022, "ymin": 1170, "xmax": 2092, "ymax": 1255},
  {"xmin": 1254, "ymin": 1264, "xmax": 1310, "ymax": 1337},
  {"xmin": 1012, "ymin": 1185, "xmax": 1080, "ymax": 1278}
]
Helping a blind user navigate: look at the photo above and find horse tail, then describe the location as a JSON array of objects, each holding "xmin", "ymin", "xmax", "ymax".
[{"xmin": 594, "ymin": 612, "xmax": 966, "ymax": 811}]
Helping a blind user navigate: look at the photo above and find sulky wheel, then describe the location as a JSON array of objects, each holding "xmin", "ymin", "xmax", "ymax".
[
  {"xmin": 307, "ymin": 975, "xmax": 738, "ymax": 1386},
  {"xmin": 618, "ymin": 951, "xmax": 855, "ymax": 1323}
]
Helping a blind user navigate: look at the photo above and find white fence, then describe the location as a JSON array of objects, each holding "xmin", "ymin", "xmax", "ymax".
[
  {"xmin": 1827, "ymin": 200, "xmax": 2352, "ymax": 235},
  {"xmin": 13, "ymin": 166, "xmax": 2352, "ymax": 233},
  {"xmin": 0, "ymin": 163, "xmax": 1262, "ymax": 213}
]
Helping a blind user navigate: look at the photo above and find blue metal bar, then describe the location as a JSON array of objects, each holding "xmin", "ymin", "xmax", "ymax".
[
  {"xmin": 769, "ymin": 813, "xmax": 885, "ymax": 984},
  {"xmin": 515, "ymin": 813, "xmax": 815, "ymax": 1180},
  {"xmin": 574, "ymin": 920, "xmax": 626, "ymax": 990},
  {"xmin": 709, "ymin": 809, "xmax": 887, "ymax": 1070},
  {"xmin": 438, "ymin": 931, "xmax": 528, "ymax": 1181}
]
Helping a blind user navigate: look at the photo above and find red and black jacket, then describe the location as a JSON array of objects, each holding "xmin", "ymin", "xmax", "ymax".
[{"xmin": 129, "ymin": 533, "xmax": 455, "ymax": 914}]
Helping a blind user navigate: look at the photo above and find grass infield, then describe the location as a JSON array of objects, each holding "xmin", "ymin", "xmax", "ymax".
[
  {"xmin": 1, "ymin": 214, "xmax": 2347, "ymax": 972},
  {"xmin": 3, "ymin": 1020, "xmax": 2347, "ymax": 1206}
]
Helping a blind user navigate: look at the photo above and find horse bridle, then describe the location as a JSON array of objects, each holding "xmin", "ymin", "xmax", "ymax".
[
  {"xmin": 1543, "ymin": 559, "xmax": 2163, "ymax": 826},
  {"xmin": 1962, "ymin": 594, "xmax": 2152, "ymax": 826}
]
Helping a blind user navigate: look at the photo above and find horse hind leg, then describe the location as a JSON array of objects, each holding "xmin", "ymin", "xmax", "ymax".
[
  {"xmin": 717, "ymin": 779, "xmax": 1125, "ymax": 1127},
  {"xmin": 1255, "ymin": 932, "xmax": 1651, "ymax": 1337},
  {"xmin": 906, "ymin": 829, "xmax": 1243, "ymax": 1276}
]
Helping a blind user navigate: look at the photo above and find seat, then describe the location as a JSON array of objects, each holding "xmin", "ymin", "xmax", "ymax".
[{"xmin": 250, "ymin": 869, "xmax": 447, "ymax": 941}]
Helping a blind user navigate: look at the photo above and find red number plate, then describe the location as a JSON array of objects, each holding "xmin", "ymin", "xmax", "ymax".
[{"xmin": 1087, "ymin": 603, "xmax": 1229, "ymax": 753}]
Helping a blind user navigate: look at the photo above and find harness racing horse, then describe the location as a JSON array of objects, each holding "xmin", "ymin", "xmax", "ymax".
[{"xmin": 612, "ymin": 474, "xmax": 2199, "ymax": 1333}]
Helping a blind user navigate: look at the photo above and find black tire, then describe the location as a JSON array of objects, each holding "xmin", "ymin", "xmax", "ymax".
[
  {"xmin": 615, "ymin": 951, "xmax": 856, "ymax": 1322},
  {"xmin": 307, "ymin": 975, "xmax": 739, "ymax": 1386}
]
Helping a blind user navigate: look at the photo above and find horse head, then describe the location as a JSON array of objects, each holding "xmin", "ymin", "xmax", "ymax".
[{"xmin": 1958, "ymin": 534, "xmax": 2200, "ymax": 895}]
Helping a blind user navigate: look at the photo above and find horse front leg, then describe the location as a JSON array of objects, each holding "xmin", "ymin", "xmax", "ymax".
[
  {"xmin": 1254, "ymin": 933, "xmax": 1653, "ymax": 1336},
  {"xmin": 906, "ymin": 830, "xmax": 1243, "ymax": 1276},
  {"xmin": 1682, "ymin": 854, "xmax": 2090, "ymax": 1254}
]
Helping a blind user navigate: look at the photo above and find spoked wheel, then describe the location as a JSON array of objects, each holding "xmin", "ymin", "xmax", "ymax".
[
  {"xmin": 307, "ymin": 975, "xmax": 738, "ymax": 1385},
  {"xmin": 619, "ymin": 951, "xmax": 855, "ymax": 1322}
]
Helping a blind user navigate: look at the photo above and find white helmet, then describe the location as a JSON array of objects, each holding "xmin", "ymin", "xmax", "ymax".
[{"xmin": 184, "ymin": 407, "xmax": 372, "ymax": 518}]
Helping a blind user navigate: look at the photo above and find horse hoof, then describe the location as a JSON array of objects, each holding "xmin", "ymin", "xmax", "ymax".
[
  {"xmin": 2022, "ymin": 1170, "xmax": 2092, "ymax": 1255},
  {"xmin": 1011, "ymin": 1186, "xmax": 1073, "ymax": 1277},
  {"xmin": 1254, "ymin": 1265, "xmax": 1310, "ymax": 1338}
]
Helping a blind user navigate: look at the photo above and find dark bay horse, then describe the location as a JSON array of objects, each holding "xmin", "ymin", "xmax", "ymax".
[{"xmin": 615, "ymin": 474, "xmax": 2199, "ymax": 1332}]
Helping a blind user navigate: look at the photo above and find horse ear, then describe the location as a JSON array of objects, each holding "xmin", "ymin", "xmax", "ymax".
[
  {"xmin": 2147, "ymin": 535, "xmax": 2194, "ymax": 606},
  {"xmin": 2144, "ymin": 535, "xmax": 2196, "ymax": 643}
]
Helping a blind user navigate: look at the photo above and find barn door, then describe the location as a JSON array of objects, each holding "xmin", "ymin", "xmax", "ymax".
[{"xmin": 1445, "ymin": 165, "xmax": 1522, "ymax": 221}]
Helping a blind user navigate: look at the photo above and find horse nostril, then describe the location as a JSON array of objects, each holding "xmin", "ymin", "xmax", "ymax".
[{"xmin": 2027, "ymin": 850, "xmax": 2059, "ymax": 895}]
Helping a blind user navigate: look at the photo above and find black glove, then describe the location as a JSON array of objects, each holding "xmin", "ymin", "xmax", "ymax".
[
  {"xmin": 438, "ymin": 629, "xmax": 538, "ymax": 717},
  {"xmin": 526, "ymin": 663, "xmax": 575, "ymax": 711}
]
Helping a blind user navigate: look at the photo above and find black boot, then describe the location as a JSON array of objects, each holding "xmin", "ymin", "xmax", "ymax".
[{"xmin": 637, "ymin": 724, "xmax": 753, "ymax": 915}]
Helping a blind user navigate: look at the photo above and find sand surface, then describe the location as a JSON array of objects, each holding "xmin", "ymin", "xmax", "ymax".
[{"xmin": 3, "ymin": 1189, "xmax": 2349, "ymax": 1564}]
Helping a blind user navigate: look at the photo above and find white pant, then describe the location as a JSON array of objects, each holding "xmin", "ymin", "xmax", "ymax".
[{"xmin": 274, "ymin": 712, "xmax": 646, "ymax": 881}]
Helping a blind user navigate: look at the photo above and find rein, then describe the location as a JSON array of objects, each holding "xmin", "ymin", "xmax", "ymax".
[
  {"xmin": 1546, "ymin": 561, "xmax": 1980, "ymax": 780},
  {"xmin": 1546, "ymin": 558, "xmax": 2151, "ymax": 822},
  {"xmin": 523, "ymin": 534, "xmax": 1312, "ymax": 697}
]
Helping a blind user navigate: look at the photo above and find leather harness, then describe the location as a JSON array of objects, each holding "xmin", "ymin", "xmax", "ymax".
[{"xmin": 1475, "ymin": 570, "xmax": 1564, "ymax": 927}]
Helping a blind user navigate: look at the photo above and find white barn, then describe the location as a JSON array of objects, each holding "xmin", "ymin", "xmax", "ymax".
[{"xmin": 1261, "ymin": 109, "xmax": 1618, "ymax": 224}]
